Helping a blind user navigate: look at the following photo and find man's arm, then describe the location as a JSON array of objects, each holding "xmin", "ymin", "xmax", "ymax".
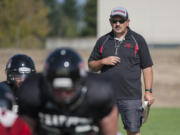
[
  {"xmin": 143, "ymin": 66, "xmax": 155, "ymax": 105},
  {"xmin": 99, "ymin": 105, "xmax": 119, "ymax": 135},
  {"xmin": 88, "ymin": 56, "xmax": 120, "ymax": 72},
  {"xmin": 88, "ymin": 60, "xmax": 104, "ymax": 72}
]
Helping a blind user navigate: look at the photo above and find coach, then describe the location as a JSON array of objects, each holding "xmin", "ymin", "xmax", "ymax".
[{"xmin": 88, "ymin": 6, "xmax": 155, "ymax": 135}]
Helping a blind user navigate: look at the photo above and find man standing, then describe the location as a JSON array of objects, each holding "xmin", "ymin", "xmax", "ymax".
[{"xmin": 88, "ymin": 6, "xmax": 155, "ymax": 135}]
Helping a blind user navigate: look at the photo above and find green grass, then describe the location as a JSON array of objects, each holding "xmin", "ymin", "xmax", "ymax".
[{"xmin": 118, "ymin": 108, "xmax": 180, "ymax": 135}]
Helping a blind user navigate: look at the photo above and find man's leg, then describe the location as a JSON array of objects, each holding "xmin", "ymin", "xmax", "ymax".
[{"xmin": 117, "ymin": 99, "xmax": 143, "ymax": 135}]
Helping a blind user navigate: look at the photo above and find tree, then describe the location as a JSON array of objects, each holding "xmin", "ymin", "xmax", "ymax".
[
  {"xmin": 45, "ymin": 0, "xmax": 80, "ymax": 37},
  {"xmin": 0, "ymin": 0, "xmax": 50, "ymax": 48},
  {"xmin": 44, "ymin": 0, "xmax": 64, "ymax": 36},
  {"xmin": 80, "ymin": 0, "xmax": 97, "ymax": 37},
  {"xmin": 61, "ymin": 0, "xmax": 79, "ymax": 37}
]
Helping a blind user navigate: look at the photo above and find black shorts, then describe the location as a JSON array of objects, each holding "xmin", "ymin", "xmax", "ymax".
[{"xmin": 117, "ymin": 99, "xmax": 143, "ymax": 133}]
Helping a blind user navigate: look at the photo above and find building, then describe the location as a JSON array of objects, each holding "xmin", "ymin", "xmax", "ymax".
[
  {"xmin": 46, "ymin": 0, "xmax": 180, "ymax": 50},
  {"xmin": 98, "ymin": 0, "xmax": 180, "ymax": 46}
]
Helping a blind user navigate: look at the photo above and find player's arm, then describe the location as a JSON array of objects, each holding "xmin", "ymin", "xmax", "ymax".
[
  {"xmin": 17, "ymin": 74, "xmax": 41, "ymax": 134},
  {"xmin": 143, "ymin": 66, "xmax": 155, "ymax": 105},
  {"xmin": 20, "ymin": 115, "xmax": 37, "ymax": 134},
  {"xmin": 99, "ymin": 105, "xmax": 119, "ymax": 135}
]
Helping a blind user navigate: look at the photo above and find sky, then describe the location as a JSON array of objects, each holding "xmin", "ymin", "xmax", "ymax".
[{"xmin": 77, "ymin": 0, "xmax": 86, "ymax": 5}]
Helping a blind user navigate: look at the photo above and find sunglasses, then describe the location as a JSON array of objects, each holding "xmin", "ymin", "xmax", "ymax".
[{"xmin": 111, "ymin": 19, "xmax": 126, "ymax": 24}]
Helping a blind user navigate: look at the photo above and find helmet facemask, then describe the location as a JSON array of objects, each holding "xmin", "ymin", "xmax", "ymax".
[
  {"xmin": 46, "ymin": 63, "xmax": 86, "ymax": 106},
  {"xmin": 7, "ymin": 67, "xmax": 33, "ymax": 88}
]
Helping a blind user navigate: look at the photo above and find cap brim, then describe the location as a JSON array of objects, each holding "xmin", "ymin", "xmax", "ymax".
[{"xmin": 110, "ymin": 14, "xmax": 127, "ymax": 20}]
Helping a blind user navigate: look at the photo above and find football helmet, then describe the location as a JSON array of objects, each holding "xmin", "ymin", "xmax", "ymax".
[
  {"xmin": 0, "ymin": 83, "xmax": 15, "ymax": 110},
  {"xmin": 6, "ymin": 54, "xmax": 36, "ymax": 87},
  {"xmin": 0, "ymin": 83, "xmax": 18, "ymax": 127},
  {"xmin": 43, "ymin": 48, "xmax": 87, "ymax": 106}
]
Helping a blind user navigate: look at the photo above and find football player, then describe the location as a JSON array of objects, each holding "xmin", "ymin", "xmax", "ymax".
[{"xmin": 18, "ymin": 48, "xmax": 118, "ymax": 135}]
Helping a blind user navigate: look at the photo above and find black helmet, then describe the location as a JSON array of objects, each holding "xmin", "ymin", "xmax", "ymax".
[
  {"xmin": 0, "ymin": 83, "xmax": 15, "ymax": 110},
  {"xmin": 43, "ymin": 48, "xmax": 87, "ymax": 106},
  {"xmin": 6, "ymin": 54, "xmax": 36, "ymax": 86}
]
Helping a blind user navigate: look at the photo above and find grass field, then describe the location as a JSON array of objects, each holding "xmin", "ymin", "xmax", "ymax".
[{"xmin": 118, "ymin": 108, "xmax": 180, "ymax": 135}]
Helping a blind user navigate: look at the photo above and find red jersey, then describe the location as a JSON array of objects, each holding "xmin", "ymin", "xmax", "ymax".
[{"xmin": 0, "ymin": 108, "xmax": 33, "ymax": 135}]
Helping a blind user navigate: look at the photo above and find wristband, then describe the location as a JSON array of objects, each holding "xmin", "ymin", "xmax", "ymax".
[{"xmin": 145, "ymin": 88, "xmax": 152, "ymax": 93}]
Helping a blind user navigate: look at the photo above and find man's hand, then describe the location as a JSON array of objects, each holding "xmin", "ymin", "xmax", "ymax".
[
  {"xmin": 102, "ymin": 56, "xmax": 120, "ymax": 66},
  {"xmin": 142, "ymin": 101, "xmax": 150, "ymax": 124},
  {"xmin": 88, "ymin": 56, "xmax": 120, "ymax": 72},
  {"xmin": 144, "ymin": 92, "xmax": 155, "ymax": 106}
]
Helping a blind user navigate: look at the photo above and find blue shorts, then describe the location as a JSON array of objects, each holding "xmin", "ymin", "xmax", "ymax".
[{"xmin": 117, "ymin": 99, "xmax": 143, "ymax": 133}]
